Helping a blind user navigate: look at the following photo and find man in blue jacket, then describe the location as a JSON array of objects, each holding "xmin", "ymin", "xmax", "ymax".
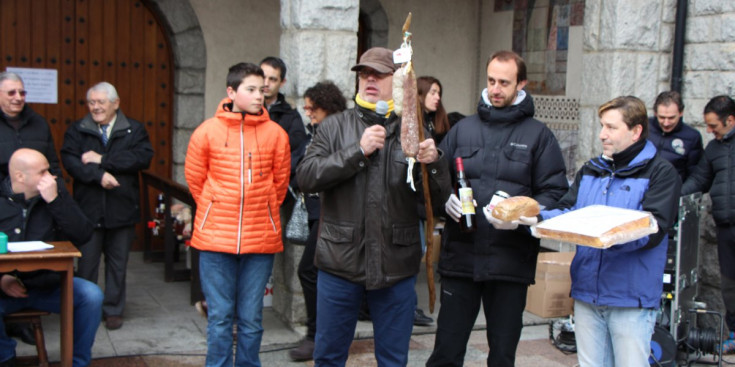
[
  {"xmin": 506, "ymin": 96, "xmax": 681, "ymax": 366},
  {"xmin": 682, "ymin": 95, "xmax": 735, "ymax": 353},
  {"xmin": 647, "ymin": 91, "xmax": 703, "ymax": 182},
  {"xmin": 0, "ymin": 148, "xmax": 103, "ymax": 367}
]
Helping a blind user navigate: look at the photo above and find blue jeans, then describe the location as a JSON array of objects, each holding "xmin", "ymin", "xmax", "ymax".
[
  {"xmin": 574, "ymin": 300, "xmax": 656, "ymax": 367},
  {"xmin": 314, "ymin": 270, "xmax": 416, "ymax": 367},
  {"xmin": 199, "ymin": 251, "xmax": 274, "ymax": 367},
  {"xmin": 0, "ymin": 277, "xmax": 103, "ymax": 367}
]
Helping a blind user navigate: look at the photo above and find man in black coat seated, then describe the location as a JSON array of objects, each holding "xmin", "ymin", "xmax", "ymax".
[{"xmin": 0, "ymin": 148, "xmax": 103, "ymax": 367}]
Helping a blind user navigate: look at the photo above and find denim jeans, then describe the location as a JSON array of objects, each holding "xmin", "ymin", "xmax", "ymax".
[
  {"xmin": 0, "ymin": 277, "xmax": 103, "ymax": 367},
  {"xmin": 574, "ymin": 300, "xmax": 656, "ymax": 367},
  {"xmin": 314, "ymin": 270, "xmax": 416, "ymax": 367},
  {"xmin": 199, "ymin": 251, "xmax": 274, "ymax": 367}
]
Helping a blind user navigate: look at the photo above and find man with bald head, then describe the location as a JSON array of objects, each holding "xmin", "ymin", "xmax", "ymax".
[
  {"xmin": 0, "ymin": 72, "xmax": 61, "ymax": 182},
  {"xmin": 0, "ymin": 148, "xmax": 103, "ymax": 367}
]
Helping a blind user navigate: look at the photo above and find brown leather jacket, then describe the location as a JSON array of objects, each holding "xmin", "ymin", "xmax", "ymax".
[{"xmin": 296, "ymin": 106, "xmax": 451, "ymax": 290}]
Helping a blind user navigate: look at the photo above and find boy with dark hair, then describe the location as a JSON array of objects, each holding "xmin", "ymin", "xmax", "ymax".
[
  {"xmin": 185, "ymin": 62, "xmax": 290, "ymax": 366},
  {"xmin": 259, "ymin": 57, "xmax": 307, "ymax": 189}
]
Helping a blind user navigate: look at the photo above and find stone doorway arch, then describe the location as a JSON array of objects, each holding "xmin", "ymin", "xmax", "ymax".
[
  {"xmin": 358, "ymin": 0, "xmax": 389, "ymax": 53},
  {"xmin": 145, "ymin": 0, "xmax": 206, "ymax": 182}
]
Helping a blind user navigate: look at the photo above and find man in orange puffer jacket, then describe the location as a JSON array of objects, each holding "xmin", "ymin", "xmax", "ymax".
[{"xmin": 185, "ymin": 62, "xmax": 290, "ymax": 367}]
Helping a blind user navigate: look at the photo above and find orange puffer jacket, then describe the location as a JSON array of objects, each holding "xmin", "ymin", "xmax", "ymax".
[{"xmin": 185, "ymin": 98, "xmax": 291, "ymax": 254}]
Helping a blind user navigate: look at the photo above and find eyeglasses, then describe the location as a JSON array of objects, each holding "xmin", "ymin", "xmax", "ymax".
[
  {"xmin": 303, "ymin": 106, "xmax": 314, "ymax": 112},
  {"xmin": 87, "ymin": 99, "xmax": 109, "ymax": 107},
  {"xmin": 2, "ymin": 89, "xmax": 27, "ymax": 97},
  {"xmin": 357, "ymin": 69, "xmax": 392, "ymax": 79}
]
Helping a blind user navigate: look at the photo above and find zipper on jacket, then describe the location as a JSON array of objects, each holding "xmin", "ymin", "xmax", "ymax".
[
  {"xmin": 237, "ymin": 120, "xmax": 245, "ymax": 253},
  {"xmin": 267, "ymin": 203, "xmax": 276, "ymax": 232},
  {"xmin": 21, "ymin": 207, "xmax": 28, "ymax": 238},
  {"xmin": 248, "ymin": 152, "xmax": 253, "ymax": 184},
  {"xmin": 199, "ymin": 202, "xmax": 213, "ymax": 231}
]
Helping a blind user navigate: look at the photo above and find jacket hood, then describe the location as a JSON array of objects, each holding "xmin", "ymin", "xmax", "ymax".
[
  {"xmin": 0, "ymin": 176, "xmax": 13, "ymax": 197},
  {"xmin": 267, "ymin": 93, "xmax": 293, "ymax": 113},
  {"xmin": 216, "ymin": 97, "xmax": 271, "ymax": 126},
  {"xmin": 0, "ymin": 176, "xmax": 36, "ymax": 206},
  {"xmin": 476, "ymin": 90, "xmax": 535, "ymax": 124}
]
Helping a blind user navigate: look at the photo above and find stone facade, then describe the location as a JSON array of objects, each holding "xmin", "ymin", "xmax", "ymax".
[
  {"xmin": 678, "ymin": 0, "xmax": 735, "ymax": 330},
  {"xmin": 146, "ymin": 0, "xmax": 206, "ymax": 185},
  {"xmin": 273, "ymin": 0, "xmax": 360, "ymax": 329},
  {"xmin": 148, "ymin": 0, "xmax": 735, "ymax": 334},
  {"xmin": 580, "ymin": 0, "xmax": 735, "ymax": 330},
  {"xmin": 579, "ymin": 0, "xmax": 670, "ymax": 167}
]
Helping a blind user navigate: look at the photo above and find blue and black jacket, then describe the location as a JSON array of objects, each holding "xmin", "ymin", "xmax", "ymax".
[{"xmin": 542, "ymin": 140, "xmax": 681, "ymax": 308}]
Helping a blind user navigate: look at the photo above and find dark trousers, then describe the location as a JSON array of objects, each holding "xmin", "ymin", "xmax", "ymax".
[
  {"xmin": 314, "ymin": 270, "xmax": 416, "ymax": 367},
  {"xmin": 717, "ymin": 225, "xmax": 735, "ymax": 332},
  {"xmin": 426, "ymin": 276, "xmax": 528, "ymax": 367},
  {"xmin": 297, "ymin": 219, "xmax": 319, "ymax": 340},
  {"xmin": 76, "ymin": 226, "xmax": 135, "ymax": 317}
]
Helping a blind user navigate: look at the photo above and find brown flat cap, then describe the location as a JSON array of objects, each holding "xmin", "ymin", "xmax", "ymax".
[{"xmin": 351, "ymin": 47, "xmax": 398, "ymax": 73}]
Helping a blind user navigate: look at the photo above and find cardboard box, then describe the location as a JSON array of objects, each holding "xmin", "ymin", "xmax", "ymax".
[{"xmin": 525, "ymin": 252, "xmax": 575, "ymax": 318}]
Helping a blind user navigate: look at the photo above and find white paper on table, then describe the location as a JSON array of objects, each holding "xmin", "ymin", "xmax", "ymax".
[{"xmin": 8, "ymin": 241, "xmax": 54, "ymax": 252}]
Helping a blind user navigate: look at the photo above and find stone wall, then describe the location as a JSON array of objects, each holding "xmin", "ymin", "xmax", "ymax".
[
  {"xmin": 146, "ymin": 0, "xmax": 207, "ymax": 184},
  {"xmin": 581, "ymin": 0, "xmax": 735, "ymax": 330},
  {"xmin": 578, "ymin": 0, "xmax": 672, "ymax": 168},
  {"xmin": 273, "ymin": 0, "xmax": 360, "ymax": 330},
  {"xmin": 678, "ymin": 0, "xmax": 735, "ymax": 330}
]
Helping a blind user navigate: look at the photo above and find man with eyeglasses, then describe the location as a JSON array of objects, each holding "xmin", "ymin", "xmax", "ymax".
[
  {"xmin": 60, "ymin": 82, "xmax": 153, "ymax": 331},
  {"xmin": 0, "ymin": 71, "xmax": 65, "ymax": 347},
  {"xmin": 296, "ymin": 47, "xmax": 451, "ymax": 366},
  {"xmin": 0, "ymin": 72, "xmax": 61, "ymax": 183}
]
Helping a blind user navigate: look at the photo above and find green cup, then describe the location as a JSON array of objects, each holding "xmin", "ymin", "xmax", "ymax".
[{"xmin": 0, "ymin": 232, "xmax": 7, "ymax": 254}]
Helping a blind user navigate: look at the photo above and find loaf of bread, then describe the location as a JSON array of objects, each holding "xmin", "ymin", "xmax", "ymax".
[
  {"xmin": 533, "ymin": 205, "xmax": 657, "ymax": 248},
  {"xmin": 491, "ymin": 196, "xmax": 540, "ymax": 222}
]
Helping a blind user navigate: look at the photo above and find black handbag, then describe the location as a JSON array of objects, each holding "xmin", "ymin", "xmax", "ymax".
[{"xmin": 285, "ymin": 187, "xmax": 309, "ymax": 245}]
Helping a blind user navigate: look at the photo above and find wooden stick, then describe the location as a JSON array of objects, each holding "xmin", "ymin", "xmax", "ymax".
[{"xmin": 416, "ymin": 90, "xmax": 436, "ymax": 313}]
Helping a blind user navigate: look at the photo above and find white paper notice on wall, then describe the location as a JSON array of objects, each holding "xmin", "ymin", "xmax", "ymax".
[{"xmin": 5, "ymin": 67, "xmax": 58, "ymax": 104}]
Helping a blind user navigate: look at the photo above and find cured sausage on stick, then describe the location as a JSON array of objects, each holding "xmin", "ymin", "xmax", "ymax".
[{"xmin": 400, "ymin": 62, "xmax": 419, "ymax": 158}]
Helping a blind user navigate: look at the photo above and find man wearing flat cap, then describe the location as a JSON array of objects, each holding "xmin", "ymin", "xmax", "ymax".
[{"xmin": 296, "ymin": 47, "xmax": 451, "ymax": 365}]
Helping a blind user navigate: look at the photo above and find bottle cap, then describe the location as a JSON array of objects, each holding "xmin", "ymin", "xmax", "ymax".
[{"xmin": 455, "ymin": 157, "xmax": 464, "ymax": 171}]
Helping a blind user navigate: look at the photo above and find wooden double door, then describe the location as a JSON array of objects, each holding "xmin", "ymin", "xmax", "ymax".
[{"xmin": 1, "ymin": 0, "xmax": 174, "ymax": 250}]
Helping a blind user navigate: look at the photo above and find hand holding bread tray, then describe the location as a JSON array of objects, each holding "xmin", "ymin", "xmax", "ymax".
[{"xmin": 531, "ymin": 205, "xmax": 658, "ymax": 249}]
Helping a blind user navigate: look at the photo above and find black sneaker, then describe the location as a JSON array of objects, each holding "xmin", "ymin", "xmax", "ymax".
[
  {"xmin": 6, "ymin": 323, "xmax": 35, "ymax": 346},
  {"xmin": 289, "ymin": 338, "xmax": 315, "ymax": 361},
  {"xmin": 414, "ymin": 308, "xmax": 433, "ymax": 326}
]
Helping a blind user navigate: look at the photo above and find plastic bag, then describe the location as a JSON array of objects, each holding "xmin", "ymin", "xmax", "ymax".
[{"xmin": 285, "ymin": 187, "xmax": 309, "ymax": 245}]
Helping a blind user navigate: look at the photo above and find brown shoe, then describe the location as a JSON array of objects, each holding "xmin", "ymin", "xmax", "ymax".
[
  {"xmin": 195, "ymin": 300, "xmax": 208, "ymax": 318},
  {"xmin": 105, "ymin": 315, "xmax": 123, "ymax": 330},
  {"xmin": 289, "ymin": 338, "xmax": 315, "ymax": 361}
]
